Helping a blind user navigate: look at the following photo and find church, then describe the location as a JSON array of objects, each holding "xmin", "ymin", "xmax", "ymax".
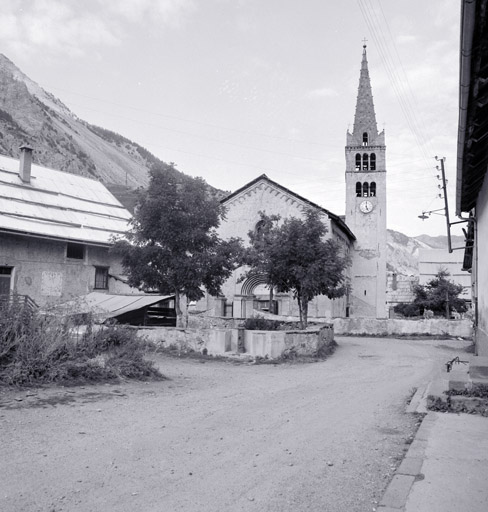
[{"xmin": 199, "ymin": 45, "xmax": 388, "ymax": 320}]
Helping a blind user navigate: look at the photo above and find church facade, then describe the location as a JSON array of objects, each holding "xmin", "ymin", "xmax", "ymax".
[
  {"xmin": 199, "ymin": 46, "xmax": 387, "ymax": 320},
  {"xmin": 199, "ymin": 174, "xmax": 356, "ymax": 319}
]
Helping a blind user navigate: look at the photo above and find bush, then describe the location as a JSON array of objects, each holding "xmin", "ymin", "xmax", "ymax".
[
  {"xmin": 0, "ymin": 298, "xmax": 163, "ymax": 386},
  {"xmin": 241, "ymin": 317, "xmax": 283, "ymax": 331},
  {"xmin": 394, "ymin": 303, "xmax": 421, "ymax": 318}
]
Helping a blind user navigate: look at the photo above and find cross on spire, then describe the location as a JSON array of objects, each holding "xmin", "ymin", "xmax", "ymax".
[{"xmin": 362, "ymin": 37, "xmax": 368, "ymax": 48}]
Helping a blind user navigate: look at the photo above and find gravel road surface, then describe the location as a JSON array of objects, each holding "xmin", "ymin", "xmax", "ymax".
[{"xmin": 0, "ymin": 336, "xmax": 469, "ymax": 512}]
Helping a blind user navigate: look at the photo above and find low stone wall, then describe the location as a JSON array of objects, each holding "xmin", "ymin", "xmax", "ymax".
[
  {"xmin": 137, "ymin": 324, "xmax": 334, "ymax": 359},
  {"xmin": 137, "ymin": 327, "xmax": 239, "ymax": 354},
  {"xmin": 333, "ymin": 318, "xmax": 473, "ymax": 338},
  {"xmin": 187, "ymin": 314, "xmax": 243, "ymax": 330}
]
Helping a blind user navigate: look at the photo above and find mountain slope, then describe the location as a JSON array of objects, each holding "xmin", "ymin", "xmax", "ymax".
[
  {"xmin": 0, "ymin": 53, "xmax": 162, "ymax": 187},
  {"xmin": 387, "ymin": 230, "xmax": 466, "ymax": 276}
]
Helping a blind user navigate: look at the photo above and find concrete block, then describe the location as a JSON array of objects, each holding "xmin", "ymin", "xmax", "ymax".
[
  {"xmin": 396, "ymin": 457, "xmax": 423, "ymax": 476},
  {"xmin": 205, "ymin": 329, "xmax": 231, "ymax": 355},
  {"xmin": 406, "ymin": 383, "xmax": 428, "ymax": 413},
  {"xmin": 448, "ymin": 372, "xmax": 472, "ymax": 391},
  {"xmin": 380, "ymin": 474, "xmax": 416, "ymax": 509},
  {"xmin": 469, "ymin": 356, "xmax": 488, "ymax": 380},
  {"xmin": 405, "ymin": 439, "xmax": 428, "ymax": 459},
  {"xmin": 426, "ymin": 379, "xmax": 448, "ymax": 401},
  {"xmin": 415, "ymin": 422, "xmax": 435, "ymax": 441}
]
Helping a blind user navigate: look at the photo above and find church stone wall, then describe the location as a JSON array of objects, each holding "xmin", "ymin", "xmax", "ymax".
[{"xmin": 213, "ymin": 178, "xmax": 351, "ymax": 320}]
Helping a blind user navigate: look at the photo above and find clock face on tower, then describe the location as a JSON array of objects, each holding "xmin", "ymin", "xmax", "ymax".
[{"xmin": 359, "ymin": 200, "xmax": 373, "ymax": 213}]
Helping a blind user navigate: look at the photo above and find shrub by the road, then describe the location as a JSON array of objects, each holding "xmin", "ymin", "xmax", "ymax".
[
  {"xmin": 241, "ymin": 317, "xmax": 282, "ymax": 330},
  {"xmin": 0, "ymin": 298, "xmax": 163, "ymax": 386}
]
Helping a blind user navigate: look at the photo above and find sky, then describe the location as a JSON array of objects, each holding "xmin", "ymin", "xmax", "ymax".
[{"xmin": 1, "ymin": 0, "xmax": 464, "ymax": 238}]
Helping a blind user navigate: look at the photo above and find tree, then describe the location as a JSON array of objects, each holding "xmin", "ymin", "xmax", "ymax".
[
  {"xmin": 241, "ymin": 209, "xmax": 350, "ymax": 329},
  {"xmin": 411, "ymin": 269, "xmax": 467, "ymax": 318},
  {"xmin": 112, "ymin": 163, "xmax": 243, "ymax": 327}
]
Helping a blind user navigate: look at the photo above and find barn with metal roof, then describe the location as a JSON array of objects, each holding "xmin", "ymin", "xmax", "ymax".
[{"xmin": 0, "ymin": 147, "xmax": 135, "ymax": 306}]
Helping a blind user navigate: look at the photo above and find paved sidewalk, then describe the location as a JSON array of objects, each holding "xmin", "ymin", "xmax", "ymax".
[{"xmin": 378, "ymin": 411, "xmax": 488, "ymax": 512}]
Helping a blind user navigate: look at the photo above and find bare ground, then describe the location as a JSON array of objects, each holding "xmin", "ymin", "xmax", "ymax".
[{"xmin": 0, "ymin": 336, "xmax": 469, "ymax": 512}]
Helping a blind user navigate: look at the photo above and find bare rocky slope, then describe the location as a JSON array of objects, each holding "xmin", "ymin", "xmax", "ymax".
[
  {"xmin": 0, "ymin": 53, "xmax": 164, "ymax": 188},
  {"xmin": 387, "ymin": 231, "xmax": 465, "ymax": 276},
  {"xmin": 0, "ymin": 53, "xmax": 462, "ymax": 276}
]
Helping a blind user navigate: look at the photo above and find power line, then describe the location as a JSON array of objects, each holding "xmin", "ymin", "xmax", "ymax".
[
  {"xmin": 357, "ymin": 0, "xmax": 434, "ymax": 166},
  {"xmin": 44, "ymin": 83, "xmax": 330, "ymax": 148}
]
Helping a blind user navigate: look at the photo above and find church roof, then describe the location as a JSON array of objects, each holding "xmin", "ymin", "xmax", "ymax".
[
  {"xmin": 352, "ymin": 45, "xmax": 378, "ymax": 138},
  {"xmin": 221, "ymin": 174, "xmax": 356, "ymax": 241}
]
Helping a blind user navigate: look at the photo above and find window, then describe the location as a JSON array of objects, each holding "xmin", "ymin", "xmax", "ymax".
[
  {"xmin": 362, "ymin": 153, "xmax": 369, "ymax": 171},
  {"xmin": 363, "ymin": 132, "xmax": 369, "ymax": 145},
  {"xmin": 370, "ymin": 153, "xmax": 376, "ymax": 170},
  {"xmin": 0, "ymin": 267, "xmax": 12, "ymax": 295},
  {"xmin": 370, "ymin": 182, "xmax": 376, "ymax": 197},
  {"xmin": 355, "ymin": 153, "xmax": 361, "ymax": 171},
  {"xmin": 67, "ymin": 242, "xmax": 85, "ymax": 260},
  {"xmin": 362, "ymin": 182, "xmax": 369, "ymax": 197},
  {"xmin": 94, "ymin": 267, "xmax": 109, "ymax": 289},
  {"xmin": 356, "ymin": 182, "xmax": 362, "ymax": 197}
]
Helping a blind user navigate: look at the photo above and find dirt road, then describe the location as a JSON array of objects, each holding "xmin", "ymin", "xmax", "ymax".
[{"xmin": 0, "ymin": 336, "xmax": 469, "ymax": 512}]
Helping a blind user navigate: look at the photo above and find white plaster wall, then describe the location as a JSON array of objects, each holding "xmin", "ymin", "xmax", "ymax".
[
  {"xmin": 0, "ymin": 232, "xmax": 127, "ymax": 306},
  {"xmin": 475, "ymin": 175, "xmax": 488, "ymax": 355}
]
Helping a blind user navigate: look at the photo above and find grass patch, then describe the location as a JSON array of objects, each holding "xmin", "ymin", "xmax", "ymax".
[{"xmin": 0, "ymin": 298, "xmax": 164, "ymax": 386}]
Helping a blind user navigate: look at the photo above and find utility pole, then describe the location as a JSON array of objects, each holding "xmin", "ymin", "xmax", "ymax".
[
  {"xmin": 445, "ymin": 288, "xmax": 450, "ymax": 320},
  {"xmin": 436, "ymin": 157, "xmax": 452, "ymax": 253}
]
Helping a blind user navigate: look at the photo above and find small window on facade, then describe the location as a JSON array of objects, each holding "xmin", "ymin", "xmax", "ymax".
[
  {"xmin": 0, "ymin": 266, "xmax": 12, "ymax": 295},
  {"xmin": 66, "ymin": 242, "xmax": 85, "ymax": 260},
  {"xmin": 362, "ymin": 153, "xmax": 369, "ymax": 171},
  {"xmin": 363, "ymin": 132, "xmax": 368, "ymax": 145},
  {"xmin": 364, "ymin": 290, "xmax": 367, "ymax": 296},
  {"xmin": 370, "ymin": 182, "xmax": 376, "ymax": 197},
  {"xmin": 370, "ymin": 153, "xmax": 376, "ymax": 170},
  {"xmin": 356, "ymin": 182, "xmax": 362, "ymax": 197},
  {"xmin": 94, "ymin": 267, "xmax": 109, "ymax": 290},
  {"xmin": 355, "ymin": 153, "xmax": 361, "ymax": 171},
  {"xmin": 362, "ymin": 182, "xmax": 369, "ymax": 197}
]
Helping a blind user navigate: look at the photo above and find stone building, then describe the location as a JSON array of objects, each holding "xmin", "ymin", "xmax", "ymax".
[
  {"xmin": 196, "ymin": 174, "xmax": 356, "ymax": 319},
  {"xmin": 456, "ymin": 0, "xmax": 488, "ymax": 355},
  {"xmin": 196, "ymin": 45, "xmax": 389, "ymax": 321},
  {"xmin": 418, "ymin": 249, "xmax": 471, "ymax": 303},
  {"xmin": 345, "ymin": 44, "xmax": 387, "ymax": 318},
  {"xmin": 0, "ymin": 147, "xmax": 134, "ymax": 307}
]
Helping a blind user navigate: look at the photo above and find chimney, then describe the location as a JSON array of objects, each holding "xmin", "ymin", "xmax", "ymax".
[{"xmin": 19, "ymin": 145, "xmax": 33, "ymax": 183}]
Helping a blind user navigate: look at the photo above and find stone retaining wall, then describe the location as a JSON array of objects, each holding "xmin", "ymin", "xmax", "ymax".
[
  {"xmin": 187, "ymin": 314, "xmax": 243, "ymax": 330},
  {"xmin": 333, "ymin": 318, "xmax": 473, "ymax": 338},
  {"xmin": 137, "ymin": 324, "xmax": 334, "ymax": 359}
]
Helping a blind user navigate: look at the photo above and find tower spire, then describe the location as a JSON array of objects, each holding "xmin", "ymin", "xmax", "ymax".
[{"xmin": 352, "ymin": 44, "xmax": 378, "ymax": 140}]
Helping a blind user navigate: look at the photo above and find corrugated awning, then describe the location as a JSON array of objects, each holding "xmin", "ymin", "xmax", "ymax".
[{"xmin": 55, "ymin": 292, "xmax": 175, "ymax": 320}]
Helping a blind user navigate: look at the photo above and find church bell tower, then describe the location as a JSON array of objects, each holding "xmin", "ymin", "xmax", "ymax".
[{"xmin": 345, "ymin": 45, "xmax": 387, "ymax": 318}]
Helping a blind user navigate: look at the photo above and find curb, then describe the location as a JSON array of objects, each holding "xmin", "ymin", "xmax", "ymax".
[{"xmin": 377, "ymin": 412, "xmax": 437, "ymax": 511}]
